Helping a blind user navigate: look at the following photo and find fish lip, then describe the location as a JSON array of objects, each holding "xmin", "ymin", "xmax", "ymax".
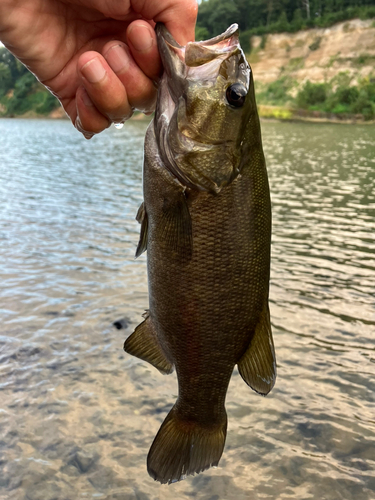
[
  {"xmin": 156, "ymin": 23, "xmax": 240, "ymax": 71},
  {"xmin": 156, "ymin": 22, "xmax": 239, "ymax": 49},
  {"xmin": 156, "ymin": 23, "xmax": 186, "ymax": 84},
  {"xmin": 196, "ymin": 23, "xmax": 239, "ymax": 47},
  {"xmin": 156, "ymin": 23, "xmax": 184, "ymax": 50}
]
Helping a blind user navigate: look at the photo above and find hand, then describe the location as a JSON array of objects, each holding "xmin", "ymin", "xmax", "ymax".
[{"xmin": 0, "ymin": 0, "xmax": 197, "ymax": 138}]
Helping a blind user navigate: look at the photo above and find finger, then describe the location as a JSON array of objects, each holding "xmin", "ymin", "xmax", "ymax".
[
  {"xmin": 161, "ymin": 1, "xmax": 198, "ymax": 45},
  {"xmin": 102, "ymin": 41, "xmax": 157, "ymax": 114},
  {"xmin": 126, "ymin": 21, "xmax": 161, "ymax": 81},
  {"xmin": 134, "ymin": 0, "xmax": 198, "ymax": 45},
  {"xmin": 78, "ymin": 51, "xmax": 133, "ymax": 122},
  {"xmin": 75, "ymin": 86, "xmax": 110, "ymax": 139}
]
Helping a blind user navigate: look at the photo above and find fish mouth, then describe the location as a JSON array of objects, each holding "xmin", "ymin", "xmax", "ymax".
[
  {"xmin": 156, "ymin": 23, "xmax": 240, "ymax": 76},
  {"xmin": 156, "ymin": 22, "xmax": 244, "ymax": 115}
]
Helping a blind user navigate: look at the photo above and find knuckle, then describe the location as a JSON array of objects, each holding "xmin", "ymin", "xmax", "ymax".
[
  {"xmin": 128, "ymin": 83, "xmax": 156, "ymax": 111},
  {"xmin": 107, "ymin": 107, "xmax": 134, "ymax": 122},
  {"xmin": 102, "ymin": 97, "xmax": 132, "ymax": 121},
  {"xmin": 105, "ymin": 95, "xmax": 127, "ymax": 114},
  {"xmin": 185, "ymin": 0, "xmax": 199, "ymax": 22}
]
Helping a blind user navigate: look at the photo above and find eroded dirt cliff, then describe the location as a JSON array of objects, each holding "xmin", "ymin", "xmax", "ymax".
[{"xmin": 249, "ymin": 18, "xmax": 375, "ymax": 84}]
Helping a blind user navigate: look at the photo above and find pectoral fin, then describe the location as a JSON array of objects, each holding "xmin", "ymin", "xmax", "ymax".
[
  {"xmin": 159, "ymin": 191, "xmax": 193, "ymax": 261},
  {"xmin": 124, "ymin": 314, "xmax": 173, "ymax": 375},
  {"xmin": 238, "ymin": 304, "xmax": 276, "ymax": 395},
  {"xmin": 135, "ymin": 202, "xmax": 148, "ymax": 258}
]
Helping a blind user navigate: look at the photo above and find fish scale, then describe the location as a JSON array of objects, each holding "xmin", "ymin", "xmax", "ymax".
[{"xmin": 124, "ymin": 23, "xmax": 276, "ymax": 484}]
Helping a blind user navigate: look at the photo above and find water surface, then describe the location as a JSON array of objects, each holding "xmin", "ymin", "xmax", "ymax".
[{"xmin": 0, "ymin": 118, "xmax": 374, "ymax": 500}]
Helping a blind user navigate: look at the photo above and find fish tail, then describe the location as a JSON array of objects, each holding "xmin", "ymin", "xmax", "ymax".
[{"xmin": 147, "ymin": 405, "xmax": 227, "ymax": 484}]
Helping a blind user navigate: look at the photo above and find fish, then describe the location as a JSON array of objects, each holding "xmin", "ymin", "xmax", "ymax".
[{"xmin": 124, "ymin": 23, "xmax": 276, "ymax": 485}]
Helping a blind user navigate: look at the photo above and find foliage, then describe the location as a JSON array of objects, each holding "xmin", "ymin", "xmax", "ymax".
[
  {"xmin": 260, "ymin": 34, "xmax": 267, "ymax": 49},
  {"xmin": 0, "ymin": 47, "xmax": 60, "ymax": 116},
  {"xmin": 197, "ymin": 0, "xmax": 375, "ymax": 39},
  {"xmin": 257, "ymin": 71, "xmax": 375, "ymax": 120},
  {"xmin": 294, "ymin": 74, "xmax": 375, "ymax": 119},
  {"xmin": 195, "ymin": 26, "xmax": 210, "ymax": 41},
  {"xmin": 198, "ymin": 0, "xmax": 240, "ymax": 37},
  {"xmin": 0, "ymin": 62, "xmax": 12, "ymax": 98},
  {"xmin": 276, "ymin": 12, "xmax": 290, "ymax": 33},
  {"xmin": 296, "ymin": 81, "xmax": 327, "ymax": 108},
  {"xmin": 258, "ymin": 104, "xmax": 293, "ymax": 120},
  {"xmin": 308, "ymin": 37, "xmax": 321, "ymax": 51},
  {"xmin": 257, "ymin": 77, "xmax": 295, "ymax": 105},
  {"xmin": 0, "ymin": 47, "xmax": 28, "ymax": 81},
  {"xmin": 350, "ymin": 78, "xmax": 375, "ymax": 120},
  {"xmin": 354, "ymin": 53, "xmax": 375, "ymax": 66},
  {"xmin": 239, "ymin": 30, "xmax": 252, "ymax": 53}
]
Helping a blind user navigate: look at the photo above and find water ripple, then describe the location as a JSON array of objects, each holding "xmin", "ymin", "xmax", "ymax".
[{"xmin": 0, "ymin": 118, "xmax": 374, "ymax": 499}]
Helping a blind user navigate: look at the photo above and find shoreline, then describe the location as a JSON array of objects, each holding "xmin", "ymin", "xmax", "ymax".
[
  {"xmin": 258, "ymin": 105, "xmax": 375, "ymax": 125},
  {"xmin": 0, "ymin": 108, "xmax": 150, "ymax": 121},
  {"xmin": 1, "ymin": 105, "xmax": 374, "ymax": 126}
]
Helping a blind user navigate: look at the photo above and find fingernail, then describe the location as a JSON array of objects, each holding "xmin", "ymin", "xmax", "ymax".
[
  {"xmin": 105, "ymin": 44, "xmax": 130, "ymax": 74},
  {"xmin": 128, "ymin": 24, "xmax": 153, "ymax": 52},
  {"xmin": 75, "ymin": 116, "xmax": 94, "ymax": 140},
  {"xmin": 81, "ymin": 88, "xmax": 94, "ymax": 106},
  {"xmin": 81, "ymin": 58, "xmax": 106, "ymax": 83}
]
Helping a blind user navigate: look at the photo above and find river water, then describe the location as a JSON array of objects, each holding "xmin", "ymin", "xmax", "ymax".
[{"xmin": 0, "ymin": 118, "xmax": 374, "ymax": 500}]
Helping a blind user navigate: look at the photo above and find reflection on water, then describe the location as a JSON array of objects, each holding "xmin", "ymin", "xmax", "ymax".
[{"xmin": 0, "ymin": 118, "xmax": 374, "ymax": 500}]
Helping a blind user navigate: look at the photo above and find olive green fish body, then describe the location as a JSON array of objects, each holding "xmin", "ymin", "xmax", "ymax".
[{"xmin": 124, "ymin": 23, "xmax": 276, "ymax": 484}]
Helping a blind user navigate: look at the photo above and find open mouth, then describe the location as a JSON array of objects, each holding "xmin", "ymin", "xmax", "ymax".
[{"xmin": 156, "ymin": 23, "xmax": 240, "ymax": 71}]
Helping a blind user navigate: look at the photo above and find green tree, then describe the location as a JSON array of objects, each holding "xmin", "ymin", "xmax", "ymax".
[
  {"xmin": 0, "ymin": 62, "xmax": 12, "ymax": 98},
  {"xmin": 351, "ymin": 89, "xmax": 375, "ymax": 120},
  {"xmin": 36, "ymin": 91, "xmax": 60, "ymax": 114},
  {"xmin": 277, "ymin": 11, "xmax": 290, "ymax": 31},
  {"xmin": 292, "ymin": 8, "xmax": 304, "ymax": 29},
  {"xmin": 6, "ymin": 71, "xmax": 39, "ymax": 115},
  {"xmin": 195, "ymin": 25, "xmax": 210, "ymax": 41},
  {"xmin": 296, "ymin": 81, "xmax": 327, "ymax": 108},
  {"xmin": 0, "ymin": 47, "xmax": 28, "ymax": 82},
  {"xmin": 196, "ymin": 0, "xmax": 214, "ymax": 36},
  {"xmin": 208, "ymin": 1, "xmax": 240, "ymax": 36},
  {"xmin": 196, "ymin": 0, "xmax": 375, "ymax": 37},
  {"xmin": 232, "ymin": 0, "xmax": 252, "ymax": 30}
]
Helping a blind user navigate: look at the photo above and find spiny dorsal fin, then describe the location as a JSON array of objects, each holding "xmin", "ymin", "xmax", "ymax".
[
  {"xmin": 135, "ymin": 202, "xmax": 148, "ymax": 258},
  {"xmin": 124, "ymin": 315, "xmax": 173, "ymax": 375},
  {"xmin": 159, "ymin": 192, "xmax": 192, "ymax": 261},
  {"xmin": 237, "ymin": 304, "xmax": 276, "ymax": 395}
]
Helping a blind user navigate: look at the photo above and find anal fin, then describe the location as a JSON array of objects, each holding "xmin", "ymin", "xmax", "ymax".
[
  {"xmin": 124, "ymin": 314, "xmax": 173, "ymax": 375},
  {"xmin": 238, "ymin": 304, "xmax": 276, "ymax": 395}
]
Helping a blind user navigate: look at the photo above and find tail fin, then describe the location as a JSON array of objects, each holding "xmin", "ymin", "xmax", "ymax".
[{"xmin": 147, "ymin": 405, "xmax": 227, "ymax": 484}]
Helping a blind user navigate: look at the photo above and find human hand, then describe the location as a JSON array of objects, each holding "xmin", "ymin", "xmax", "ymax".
[{"xmin": 0, "ymin": 0, "xmax": 197, "ymax": 138}]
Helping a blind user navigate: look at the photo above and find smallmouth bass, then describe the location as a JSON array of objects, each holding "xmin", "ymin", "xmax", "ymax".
[{"xmin": 124, "ymin": 23, "xmax": 276, "ymax": 484}]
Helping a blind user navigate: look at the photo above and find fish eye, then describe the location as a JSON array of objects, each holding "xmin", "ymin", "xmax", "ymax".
[{"xmin": 226, "ymin": 83, "xmax": 247, "ymax": 108}]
